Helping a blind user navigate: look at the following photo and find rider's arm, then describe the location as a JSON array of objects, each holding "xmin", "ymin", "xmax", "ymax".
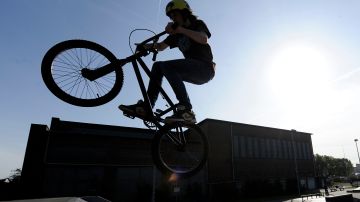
[
  {"xmin": 177, "ymin": 27, "xmax": 208, "ymax": 44},
  {"xmin": 165, "ymin": 23, "xmax": 208, "ymax": 45}
]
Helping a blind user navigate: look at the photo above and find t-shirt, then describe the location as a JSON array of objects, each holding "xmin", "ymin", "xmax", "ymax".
[{"xmin": 164, "ymin": 20, "xmax": 213, "ymax": 63}]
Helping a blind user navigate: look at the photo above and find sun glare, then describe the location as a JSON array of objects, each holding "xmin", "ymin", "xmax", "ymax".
[
  {"xmin": 267, "ymin": 44, "xmax": 331, "ymax": 95},
  {"xmin": 265, "ymin": 43, "xmax": 336, "ymax": 126}
]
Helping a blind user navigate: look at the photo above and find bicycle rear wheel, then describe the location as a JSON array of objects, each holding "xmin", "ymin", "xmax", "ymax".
[
  {"xmin": 152, "ymin": 123, "xmax": 208, "ymax": 178},
  {"xmin": 41, "ymin": 40, "xmax": 124, "ymax": 107}
]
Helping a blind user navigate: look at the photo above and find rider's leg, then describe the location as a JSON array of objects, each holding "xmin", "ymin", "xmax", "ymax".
[
  {"xmin": 119, "ymin": 61, "xmax": 165, "ymax": 118},
  {"xmin": 146, "ymin": 61, "xmax": 166, "ymax": 107},
  {"xmin": 155, "ymin": 59, "xmax": 214, "ymax": 123},
  {"xmin": 148, "ymin": 59, "xmax": 214, "ymax": 108},
  {"xmin": 120, "ymin": 59, "xmax": 214, "ymax": 121},
  {"xmin": 161, "ymin": 59, "xmax": 214, "ymax": 104}
]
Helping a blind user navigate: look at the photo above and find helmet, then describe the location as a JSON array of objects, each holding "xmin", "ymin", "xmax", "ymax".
[{"xmin": 165, "ymin": 0, "xmax": 192, "ymax": 16}]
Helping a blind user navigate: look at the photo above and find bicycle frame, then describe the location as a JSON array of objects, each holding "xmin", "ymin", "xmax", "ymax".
[
  {"xmin": 81, "ymin": 30, "xmax": 177, "ymax": 128},
  {"xmin": 131, "ymin": 52, "xmax": 177, "ymax": 125}
]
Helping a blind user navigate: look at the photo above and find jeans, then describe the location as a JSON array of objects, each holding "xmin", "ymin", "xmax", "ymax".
[{"xmin": 147, "ymin": 59, "xmax": 215, "ymax": 109}]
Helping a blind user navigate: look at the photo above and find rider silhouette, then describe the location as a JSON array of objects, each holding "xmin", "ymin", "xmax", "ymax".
[{"xmin": 119, "ymin": 0, "xmax": 215, "ymax": 124}]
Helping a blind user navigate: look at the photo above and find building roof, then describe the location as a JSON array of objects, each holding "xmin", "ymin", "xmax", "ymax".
[
  {"xmin": 198, "ymin": 118, "xmax": 312, "ymax": 136},
  {"xmin": 47, "ymin": 117, "xmax": 312, "ymax": 139}
]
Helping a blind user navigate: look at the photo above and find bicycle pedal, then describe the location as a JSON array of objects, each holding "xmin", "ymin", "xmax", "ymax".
[
  {"xmin": 123, "ymin": 112, "xmax": 135, "ymax": 119},
  {"xmin": 156, "ymin": 109, "xmax": 163, "ymax": 113}
]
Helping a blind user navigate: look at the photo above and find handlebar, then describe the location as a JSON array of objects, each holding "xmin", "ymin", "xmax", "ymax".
[
  {"xmin": 135, "ymin": 31, "xmax": 165, "ymax": 61},
  {"xmin": 135, "ymin": 23, "xmax": 179, "ymax": 61},
  {"xmin": 138, "ymin": 23, "xmax": 178, "ymax": 46},
  {"xmin": 138, "ymin": 31, "xmax": 167, "ymax": 47}
]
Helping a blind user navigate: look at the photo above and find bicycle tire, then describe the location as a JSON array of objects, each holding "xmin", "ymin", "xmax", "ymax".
[
  {"xmin": 41, "ymin": 39, "xmax": 124, "ymax": 107},
  {"xmin": 151, "ymin": 122, "xmax": 209, "ymax": 178}
]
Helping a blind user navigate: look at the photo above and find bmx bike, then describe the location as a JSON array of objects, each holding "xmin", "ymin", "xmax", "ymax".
[{"xmin": 41, "ymin": 29, "xmax": 209, "ymax": 178}]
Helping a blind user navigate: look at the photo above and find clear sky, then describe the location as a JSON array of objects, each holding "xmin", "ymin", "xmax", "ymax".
[{"xmin": 1, "ymin": 0, "xmax": 360, "ymax": 178}]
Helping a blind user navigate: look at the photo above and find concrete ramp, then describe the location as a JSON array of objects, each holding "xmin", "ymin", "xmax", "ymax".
[{"xmin": 2, "ymin": 196, "xmax": 110, "ymax": 202}]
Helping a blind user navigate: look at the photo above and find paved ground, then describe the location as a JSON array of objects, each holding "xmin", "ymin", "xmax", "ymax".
[
  {"xmin": 272, "ymin": 188, "xmax": 359, "ymax": 202},
  {"xmin": 1, "ymin": 196, "xmax": 110, "ymax": 202}
]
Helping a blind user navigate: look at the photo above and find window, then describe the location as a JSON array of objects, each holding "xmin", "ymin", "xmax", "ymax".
[
  {"xmin": 254, "ymin": 138, "xmax": 259, "ymax": 158},
  {"xmin": 278, "ymin": 139, "xmax": 283, "ymax": 159},
  {"xmin": 294, "ymin": 142, "xmax": 299, "ymax": 159},
  {"xmin": 288, "ymin": 141, "xmax": 293, "ymax": 159},
  {"xmin": 247, "ymin": 137, "xmax": 253, "ymax": 158},
  {"xmin": 260, "ymin": 138, "xmax": 266, "ymax": 158},
  {"xmin": 297, "ymin": 142, "xmax": 303, "ymax": 159},
  {"xmin": 266, "ymin": 139, "xmax": 272, "ymax": 158},
  {"xmin": 305, "ymin": 143, "xmax": 312, "ymax": 159},
  {"xmin": 233, "ymin": 135, "xmax": 239, "ymax": 158},
  {"xmin": 240, "ymin": 136, "xmax": 246, "ymax": 158},
  {"xmin": 302, "ymin": 142, "xmax": 307, "ymax": 160},
  {"xmin": 282, "ymin": 140, "xmax": 288, "ymax": 159},
  {"xmin": 272, "ymin": 139, "xmax": 277, "ymax": 158}
]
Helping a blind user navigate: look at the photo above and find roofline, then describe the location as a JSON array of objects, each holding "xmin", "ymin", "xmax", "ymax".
[
  {"xmin": 50, "ymin": 117, "xmax": 151, "ymax": 133},
  {"xmin": 50, "ymin": 117, "xmax": 312, "ymax": 136},
  {"xmin": 198, "ymin": 118, "xmax": 312, "ymax": 135}
]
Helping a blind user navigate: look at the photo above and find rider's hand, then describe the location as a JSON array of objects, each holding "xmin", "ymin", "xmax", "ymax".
[
  {"xmin": 165, "ymin": 22, "xmax": 182, "ymax": 35},
  {"xmin": 135, "ymin": 43, "xmax": 155, "ymax": 51},
  {"xmin": 143, "ymin": 43, "xmax": 154, "ymax": 50}
]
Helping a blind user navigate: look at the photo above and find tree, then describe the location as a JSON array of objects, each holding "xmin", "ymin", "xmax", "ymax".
[
  {"xmin": 7, "ymin": 169, "xmax": 21, "ymax": 183},
  {"xmin": 314, "ymin": 154, "xmax": 353, "ymax": 177},
  {"xmin": 0, "ymin": 169, "xmax": 22, "ymax": 201}
]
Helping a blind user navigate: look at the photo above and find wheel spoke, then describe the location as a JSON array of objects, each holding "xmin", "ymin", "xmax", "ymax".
[
  {"xmin": 54, "ymin": 59, "xmax": 79, "ymax": 71},
  {"xmin": 95, "ymin": 55, "xmax": 107, "ymax": 69},
  {"xmin": 74, "ymin": 75, "xmax": 83, "ymax": 97},
  {"xmin": 93, "ymin": 81, "xmax": 104, "ymax": 97},
  {"xmin": 72, "ymin": 48, "xmax": 83, "ymax": 68},
  {"xmin": 63, "ymin": 51, "xmax": 82, "ymax": 70},
  {"xmin": 56, "ymin": 73, "xmax": 80, "ymax": 86},
  {"xmin": 62, "ymin": 76, "xmax": 83, "ymax": 92},
  {"xmin": 56, "ymin": 54, "xmax": 79, "ymax": 71},
  {"xmin": 101, "ymin": 76, "xmax": 116, "ymax": 84}
]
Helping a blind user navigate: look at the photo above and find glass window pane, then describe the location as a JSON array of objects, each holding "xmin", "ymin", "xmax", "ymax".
[
  {"xmin": 234, "ymin": 135, "xmax": 239, "ymax": 158},
  {"xmin": 288, "ymin": 141, "xmax": 293, "ymax": 159},
  {"xmin": 254, "ymin": 138, "xmax": 259, "ymax": 158},
  {"xmin": 278, "ymin": 139, "xmax": 283, "ymax": 159},
  {"xmin": 266, "ymin": 139, "xmax": 272, "ymax": 158},
  {"xmin": 260, "ymin": 139, "xmax": 266, "ymax": 158},
  {"xmin": 247, "ymin": 137, "xmax": 253, "ymax": 158},
  {"xmin": 240, "ymin": 136, "xmax": 246, "ymax": 158},
  {"xmin": 272, "ymin": 139, "xmax": 277, "ymax": 158}
]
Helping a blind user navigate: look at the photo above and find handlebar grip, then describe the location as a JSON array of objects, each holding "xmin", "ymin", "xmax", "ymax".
[{"xmin": 135, "ymin": 44, "xmax": 145, "ymax": 52}]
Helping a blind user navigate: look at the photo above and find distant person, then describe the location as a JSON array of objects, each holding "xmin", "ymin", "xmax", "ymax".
[
  {"xmin": 324, "ymin": 184, "xmax": 329, "ymax": 196},
  {"xmin": 119, "ymin": 0, "xmax": 215, "ymax": 124}
]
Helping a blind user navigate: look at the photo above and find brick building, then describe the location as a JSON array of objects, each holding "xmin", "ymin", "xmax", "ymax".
[{"xmin": 21, "ymin": 117, "xmax": 315, "ymax": 201}]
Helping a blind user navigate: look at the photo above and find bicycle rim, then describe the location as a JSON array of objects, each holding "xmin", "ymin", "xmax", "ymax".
[{"xmin": 152, "ymin": 123, "xmax": 208, "ymax": 177}]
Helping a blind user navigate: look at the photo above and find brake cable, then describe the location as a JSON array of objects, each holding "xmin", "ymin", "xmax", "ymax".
[{"xmin": 128, "ymin": 29, "xmax": 157, "ymax": 54}]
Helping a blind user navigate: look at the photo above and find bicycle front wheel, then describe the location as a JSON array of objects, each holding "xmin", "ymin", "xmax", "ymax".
[
  {"xmin": 41, "ymin": 40, "xmax": 124, "ymax": 107},
  {"xmin": 152, "ymin": 123, "xmax": 209, "ymax": 178}
]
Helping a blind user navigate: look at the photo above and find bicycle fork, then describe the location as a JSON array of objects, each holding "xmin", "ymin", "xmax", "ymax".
[{"xmin": 166, "ymin": 126, "xmax": 187, "ymax": 150}]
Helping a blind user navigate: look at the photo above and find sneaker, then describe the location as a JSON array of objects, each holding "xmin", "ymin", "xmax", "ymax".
[
  {"xmin": 164, "ymin": 105, "xmax": 197, "ymax": 124},
  {"xmin": 119, "ymin": 100, "xmax": 150, "ymax": 119}
]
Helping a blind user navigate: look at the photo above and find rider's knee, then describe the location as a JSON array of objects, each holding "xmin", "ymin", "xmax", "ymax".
[
  {"xmin": 152, "ymin": 61, "xmax": 163, "ymax": 68},
  {"xmin": 153, "ymin": 61, "xmax": 169, "ymax": 75}
]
